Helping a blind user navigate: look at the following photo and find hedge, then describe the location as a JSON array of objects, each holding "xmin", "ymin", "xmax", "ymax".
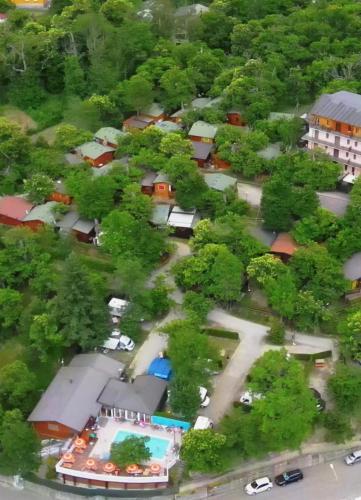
[{"xmin": 202, "ymin": 327, "xmax": 239, "ymax": 340}]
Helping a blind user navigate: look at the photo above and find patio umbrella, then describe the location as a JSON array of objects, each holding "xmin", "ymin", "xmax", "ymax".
[
  {"xmin": 150, "ymin": 463, "xmax": 161, "ymax": 474},
  {"xmin": 103, "ymin": 462, "xmax": 116, "ymax": 473},
  {"xmin": 62, "ymin": 452, "xmax": 75, "ymax": 463},
  {"xmin": 74, "ymin": 437, "xmax": 86, "ymax": 448},
  {"xmin": 85, "ymin": 458, "xmax": 97, "ymax": 470},
  {"xmin": 126, "ymin": 464, "xmax": 138, "ymax": 474}
]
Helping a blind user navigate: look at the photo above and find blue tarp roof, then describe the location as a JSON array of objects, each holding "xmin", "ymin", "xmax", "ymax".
[{"xmin": 147, "ymin": 357, "xmax": 172, "ymax": 380}]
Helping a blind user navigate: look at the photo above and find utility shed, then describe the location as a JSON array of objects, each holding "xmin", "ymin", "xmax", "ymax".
[
  {"xmin": 203, "ymin": 173, "xmax": 237, "ymax": 192},
  {"xmin": 77, "ymin": 142, "xmax": 115, "ymax": 167},
  {"xmin": 168, "ymin": 205, "xmax": 199, "ymax": 237}
]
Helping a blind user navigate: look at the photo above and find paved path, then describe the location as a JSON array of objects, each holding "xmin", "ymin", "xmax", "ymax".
[
  {"xmin": 203, "ymin": 309, "xmax": 269, "ymax": 423},
  {"xmin": 208, "ymin": 461, "xmax": 361, "ymax": 500},
  {"xmin": 0, "ymin": 484, "xmax": 48, "ymax": 500},
  {"xmin": 237, "ymin": 182, "xmax": 262, "ymax": 207}
]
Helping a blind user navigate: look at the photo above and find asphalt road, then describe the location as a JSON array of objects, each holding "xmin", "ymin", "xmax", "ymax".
[
  {"xmin": 208, "ymin": 461, "xmax": 361, "ymax": 500},
  {"xmin": 0, "ymin": 484, "xmax": 48, "ymax": 500}
]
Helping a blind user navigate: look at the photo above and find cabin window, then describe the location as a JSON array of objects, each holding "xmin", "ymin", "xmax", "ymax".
[
  {"xmin": 355, "ymin": 142, "xmax": 358, "ymax": 147},
  {"xmin": 348, "ymin": 125, "xmax": 352, "ymax": 131},
  {"xmin": 354, "ymin": 154, "xmax": 357, "ymax": 160},
  {"xmin": 346, "ymin": 152, "xmax": 349, "ymax": 158},
  {"xmin": 352, "ymin": 167, "xmax": 355, "ymax": 174},
  {"xmin": 48, "ymin": 423, "xmax": 59, "ymax": 431},
  {"xmin": 326, "ymin": 133, "xmax": 329, "ymax": 139},
  {"xmin": 344, "ymin": 165, "xmax": 348, "ymax": 171},
  {"xmin": 326, "ymin": 120, "xmax": 329, "ymax": 125},
  {"xmin": 347, "ymin": 139, "xmax": 350, "ymax": 145},
  {"xmin": 157, "ymin": 185, "xmax": 165, "ymax": 190}
]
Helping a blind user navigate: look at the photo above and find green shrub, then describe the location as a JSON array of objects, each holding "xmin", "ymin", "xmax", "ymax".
[
  {"xmin": 323, "ymin": 411, "xmax": 354, "ymax": 444},
  {"xmin": 202, "ymin": 328, "xmax": 238, "ymax": 340},
  {"xmin": 267, "ymin": 318, "xmax": 285, "ymax": 345},
  {"xmin": 45, "ymin": 456, "xmax": 58, "ymax": 480},
  {"xmin": 28, "ymin": 97, "xmax": 64, "ymax": 131}
]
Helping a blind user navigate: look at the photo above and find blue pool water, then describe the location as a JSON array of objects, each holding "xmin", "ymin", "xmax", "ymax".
[{"xmin": 113, "ymin": 430, "xmax": 170, "ymax": 459}]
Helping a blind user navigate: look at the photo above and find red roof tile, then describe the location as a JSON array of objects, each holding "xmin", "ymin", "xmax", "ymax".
[{"xmin": 0, "ymin": 197, "xmax": 34, "ymax": 221}]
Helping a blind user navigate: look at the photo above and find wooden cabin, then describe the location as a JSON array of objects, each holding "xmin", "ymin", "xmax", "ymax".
[
  {"xmin": 188, "ymin": 121, "xmax": 218, "ymax": 144},
  {"xmin": 76, "ymin": 142, "xmax": 115, "ymax": 168}
]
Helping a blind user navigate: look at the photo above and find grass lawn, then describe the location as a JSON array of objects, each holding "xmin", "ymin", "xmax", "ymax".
[
  {"xmin": 208, "ymin": 336, "xmax": 239, "ymax": 364},
  {"xmin": 0, "ymin": 105, "xmax": 37, "ymax": 132},
  {"xmin": 0, "ymin": 339, "xmax": 25, "ymax": 369}
]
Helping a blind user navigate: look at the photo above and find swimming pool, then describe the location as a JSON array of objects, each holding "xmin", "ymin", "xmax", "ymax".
[{"xmin": 113, "ymin": 430, "xmax": 170, "ymax": 459}]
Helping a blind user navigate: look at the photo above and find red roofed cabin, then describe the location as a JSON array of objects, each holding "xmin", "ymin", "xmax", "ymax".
[
  {"xmin": 0, "ymin": 196, "xmax": 33, "ymax": 226},
  {"xmin": 212, "ymin": 153, "xmax": 231, "ymax": 170},
  {"xmin": 270, "ymin": 233, "xmax": 299, "ymax": 263}
]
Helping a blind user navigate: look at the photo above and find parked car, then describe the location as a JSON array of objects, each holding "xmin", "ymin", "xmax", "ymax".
[
  {"xmin": 240, "ymin": 390, "xmax": 263, "ymax": 406},
  {"xmin": 199, "ymin": 386, "xmax": 210, "ymax": 408},
  {"xmin": 118, "ymin": 335, "xmax": 135, "ymax": 351},
  {"xmin": 345, "ymin": 450, "xmax": 361, "ymax": 465},
  {"xmin": 245, "ymin": 477, "xmax": 273, "ymax": 495},
  {"xmin": 310, "ymin": 388, "xmax": 326, "ymax": 412},
  {"xmin": 275, "ymin": 469, "xmax": 303, "ymax": 486}
]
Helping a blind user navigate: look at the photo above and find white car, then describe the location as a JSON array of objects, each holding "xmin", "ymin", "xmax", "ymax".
[
  {"xmin": 199, "ymin": 386, "xmax": 210, "ymax": 408},
  {"xmin": 240, "ymin": 390, "xmax": 263, "ymax": 406},
  {"xmin": 118, "ymin": 335, "xmax": 135, "ymax": 351},
  {"xmin": 345, "ymin": 450, "xmax": 361, "ymax": 465},
  {"xmin": 245, "ymin": 477, "xmax": 273, "ymax": 495}
]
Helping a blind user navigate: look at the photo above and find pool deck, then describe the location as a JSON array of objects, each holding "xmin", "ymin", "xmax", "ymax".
[{"xmin": 55, "ymin": 417, "xmax": 183, "ymax": 487}]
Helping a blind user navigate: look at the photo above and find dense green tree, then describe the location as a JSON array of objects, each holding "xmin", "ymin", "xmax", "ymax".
[
  {"xmin": 182, "ymin": 291, "xmax": 213, "ymax": 324},
  {"xmin": 100, "ymin": 0, "xmax": 134, "ymax": 25},
  {"xmin": 0, "ymin": 410, "xmax": 40, "ymax": 475},
  {"xmin": 328, "ymin": 364, "xmax": 361, "ymax": 413},
  {"xmin": 54, "ymin": 124, "xmax": 93, "ymax": 151},
  {"xmin": 0, "ymin": 288, "xmax": 22, "ymax": 330},
  {"xmin": 111, "ymin": 436, "xmax": 151, "ymax": 467},
  {"xmin": 102, "ymin": 210, "xmax": 167, "ymax": 268},
  {"xmin": 173, "ymin": 244, "xmax": 243, "ymax": 302},
  {"xmin": 266, "ymin": 318, "xmax": 285, "ymax": 345},
  {"xmin": 0, "ymin": 361, "xmax": 37, "ymax": 414},
  {"xmin": 0, "ymin": 118, "xmax": 31, "ymax": 169},
  {"xmin": 24, "ymin": 174, "xmax": 54, "ymax": 204},
  {"xmin": 64, "ymin": 55, "xmax": 86, "ymax": 97},
  {"xmin": 290, "ymin": 244, "xmax": 346, "ymax": 303},
  {"xmin": 323, "ymin": 411, "xmax": 354, "ymax": 444},
  {"xmin": 338, "ymin": 309, "xmax": 361, "ymax": 362},
  {"xmin": 261, "ymin": 176, "xmax": 293, "ymax": 231},
  {"xmin": 121, "ymin": 183, "xmax": 153, "ymax": 221},
  {"xmin": 159, "ymin": 133, "xmax": 193, "ymax": 158},
  {"xmin": 122, "ymin": 75, "xmax": 154, "ymax": 115},
  {"xmin": 160, "ymin": 68, "xmax": 195, "ymax": 110},
  {"xmin": 292, "ymin": 209, "xmax": 339, "ymax": 245},
  {"xmin": 168, "ymin": 377, "xmax": 201, "ymax": 420},
  {"xmin": 29, "ymin": 314, "xmax": 63, "ymax": 362},
  {"xmin": 181, "ymin": 430, "xmax": 227, "ymax": 473},
  {"xmin": 56, "ymin": 254, "xmax": 108, "ymax": 350}
]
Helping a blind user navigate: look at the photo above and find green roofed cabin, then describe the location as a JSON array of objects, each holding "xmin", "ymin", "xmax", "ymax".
[
  {"xmin": 203, "ymin": 173, "xmax": 237, "ymax": 192},
  {"xmin": 94, "ymin": 127, "xmax": 125, "ymax": 148},
  {"xmin": 188, "ymin": 120, "xmax": 218, "ymax": 143},
  {"xmin": 77, "ymin": 142, "xmax": 115, "ymax": 168}
]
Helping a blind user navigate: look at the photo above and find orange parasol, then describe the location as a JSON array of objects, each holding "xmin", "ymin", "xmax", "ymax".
[
  {"xmin": 85, "ymin": 458, "xmax": 97, "ymax": 470},
  {"xmin": 150, "ymin": 463, "xmax": 161, "ymax": 474},
  {"xmin": 62, "ymin": 452, "xmax": 75, "ymax": 463},
  {"xmin": 74, "ymin": 437, "xmax": 86, "ymax": 448},
  {"xmin": 126, "ymin": 464, "xmax": 138, "ymax": 474},
  {"xmin": 103, "ymin": 462, "xmax": 116, "ymax": 473}
]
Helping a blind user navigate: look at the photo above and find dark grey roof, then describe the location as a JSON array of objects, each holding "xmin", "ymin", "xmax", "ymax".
[
  {"xmin": 56, "ymin": 210, "xmax": 79, "ymax": 231},
  {"xmin": 317, "ymin": 191, "xmax": 350, "ymax": 217},
  {"xmin": 310, "ymin": 91, "xmax": 361, "ymax": 126},
  {"xmin": 98, "ymin": 375, "xmax": 167, "ymax": 414},
  {"xmin": 343, "ymin": 252, "xmax": 361, "ymax": 280},
  {"xmin": 28, "ymin": 354, "xmax": 124, "ymax": 432},
  {"xmin": 72, "ymin": 218, "xmax": 95, "ymax": 234},
  {"xmin": 191, "ymin": 141, "xmax": 213, "ymax": 160},
  {"xmin": 141, "ymin": 171, "xmax": 157, "ymax": 187}
]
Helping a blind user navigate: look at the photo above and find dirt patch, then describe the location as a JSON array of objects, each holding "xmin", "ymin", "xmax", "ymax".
[
  {"xmin": 31, "ymin": 124, "xmax": 60, "ymax": 145},
  {"xmin": 1, "ymin": 105, "xmax": 37, "ymax": 132}
]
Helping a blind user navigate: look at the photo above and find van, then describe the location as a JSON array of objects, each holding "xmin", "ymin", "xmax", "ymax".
[{"xmin": 194, "ymin": 416, "xmax": 213, "ymax": 430}]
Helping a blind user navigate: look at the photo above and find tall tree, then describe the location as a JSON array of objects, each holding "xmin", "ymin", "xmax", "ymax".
[{"xmin": 56, "ymin": 254, "xmax": 108, "ymax": 350}]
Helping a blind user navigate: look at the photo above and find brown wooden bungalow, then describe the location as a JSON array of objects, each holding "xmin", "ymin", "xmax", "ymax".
[
  {"xmin": 270, "ymin": 233, "xmax": 299, "ymax": 263},
  {"xmin": 123, "ymin": 115, "xmax": 154, "ymax": 133},
  {"xmin": 227, "ymin": 109, "xmax": 246, "ymax": 127},
  {"xmin": 49, "ymin": 180, "xmax": 72, "ymax": 205},
  {"xmin": 188, "ymin": 121, "xmax": 218, "ymax": 144},
  {"xmin": 76, "ymin": 142, "xmax": 115, "ymax": 168},
  {"xmin": 0, "ymin": 196, "xmax": 34, "ymax": 227},
  {"xmin": 153, "ymin": 173, "xmax": 174, "ymax": 200},
  {"xmin": 191, "ymin": 141, "xmax": 213, "ymax": 167},
  {"xmin": 141, "ymin": 171, "xmax": 158, "ymax": 195}
]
